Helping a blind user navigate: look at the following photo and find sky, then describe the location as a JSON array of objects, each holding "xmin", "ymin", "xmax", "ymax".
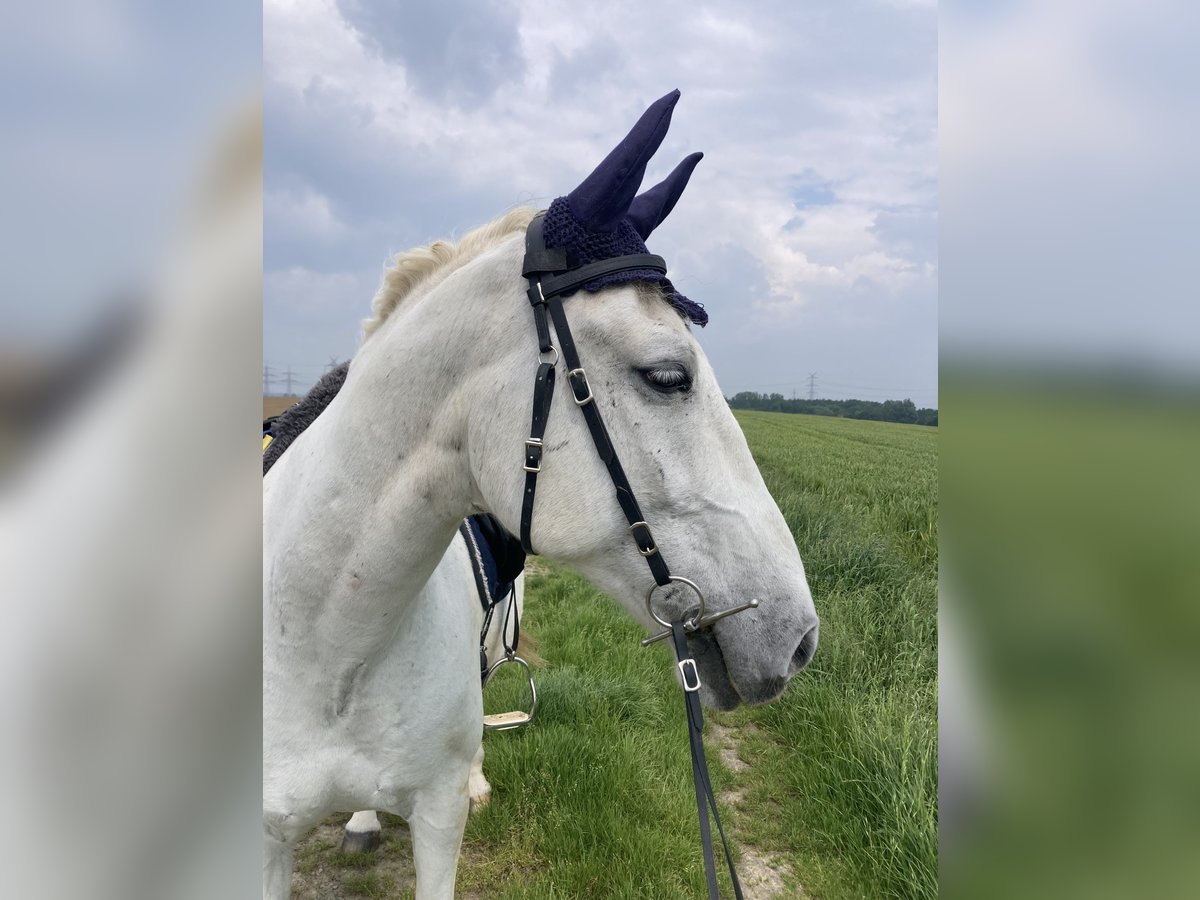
[
  {"xmin": 2, "ymin": 0, "xmax": 259, "ymax": 342},
  {"xmin": 941, "ymin": 0, "xmax": 1200, "ymax": 377},
  {"xmin": 264, "ymin": 0, "xmax": 938, "ymax": 404}
]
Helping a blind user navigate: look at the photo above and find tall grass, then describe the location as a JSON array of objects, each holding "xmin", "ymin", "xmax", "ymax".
[
  {"xmin": 715, "ymin": 413, "xmax": 937, "ymax": 900},
  {"xmin": 464, "ymin": 412, "xmax": 938, "ymax": 899}
]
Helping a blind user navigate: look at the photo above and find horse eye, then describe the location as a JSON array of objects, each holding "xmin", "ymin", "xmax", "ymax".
[{"xmin": 640, "ymin": 366, "xmax": 692, "ymax": 393}]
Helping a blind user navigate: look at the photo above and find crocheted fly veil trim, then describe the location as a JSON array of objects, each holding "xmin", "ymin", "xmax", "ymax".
[{"xmin": 542, "ymin": 90, "xmax": 708, "ymax": 327}]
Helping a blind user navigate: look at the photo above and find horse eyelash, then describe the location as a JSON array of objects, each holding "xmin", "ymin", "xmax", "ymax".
[{"xmin": 641, "ymin": 367, "xmax": 692, "ymax": 392}]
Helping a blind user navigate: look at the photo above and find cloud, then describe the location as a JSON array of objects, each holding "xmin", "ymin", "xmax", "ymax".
[
  {"xmin": 941, "ymin": 0, "xmax": 1200, "ymax": 371},
  {"xmin": 336, "ymin": 0, "xmax": 523, "ymax": 104},
  {"xmin": 265, "ymin": 185, "xmax": 347, "ymax": 241},
  {"xmin": 264, "ymin": 0, "xmax": 939, "ymax": 399},
  {"xmin": 264, "ymin": 266, "xmax": 368, "ymax": 315}
]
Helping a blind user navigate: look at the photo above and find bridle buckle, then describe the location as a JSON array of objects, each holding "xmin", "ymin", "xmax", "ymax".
[
  {"xmin": 523, "ymin": 438, "xmax": 543, "ymax": 473},
  {"xmin": 628, "ymin": 521, "xmax": 658, "ymax": 557},
  {"xmin": 677, "ymin": 658, "xmax": 702, "ymax": 692},
  {"xmin": 567, "ymin": 367, "xmax": 594, "ymax": 406}
]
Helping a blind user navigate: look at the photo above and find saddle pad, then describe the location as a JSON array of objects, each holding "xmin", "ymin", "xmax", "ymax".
[{"xmin": 460, "ymin": 514, "xmax": 525, "ymax": 611}]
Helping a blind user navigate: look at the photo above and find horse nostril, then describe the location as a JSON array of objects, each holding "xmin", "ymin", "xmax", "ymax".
[{"xmin": 789, "ymin": 621, "xmax": 819, "ymax": 675}]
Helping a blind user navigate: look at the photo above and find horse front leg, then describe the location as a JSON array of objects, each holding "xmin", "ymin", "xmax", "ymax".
[
  {"xmin": 408, "ymin": 776, "xmax": 471, "ymax": 900},
  {"xmin": 263, "ymin": 828, "xmax": 294, "ymax": 900}
]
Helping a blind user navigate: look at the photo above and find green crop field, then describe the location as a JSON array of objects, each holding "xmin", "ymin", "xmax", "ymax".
[{"xmin": 290, "ymin": 411, "xmax": 938, "ymax": 900}]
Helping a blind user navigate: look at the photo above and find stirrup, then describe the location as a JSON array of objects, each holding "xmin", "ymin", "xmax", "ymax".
[{"xmin": 482, "ymin": 655, "xmax": 537, "ymax": 731}]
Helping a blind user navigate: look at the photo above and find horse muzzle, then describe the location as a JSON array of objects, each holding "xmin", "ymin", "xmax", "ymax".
[{"xmin": 689, "ymin": 609, "xmax": 819, "ymax": 708}]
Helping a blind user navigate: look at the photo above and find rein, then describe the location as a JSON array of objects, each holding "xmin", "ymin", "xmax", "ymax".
[{"xmin": 520, "ymin": 212, "xmax": 752, "ymax": 900}]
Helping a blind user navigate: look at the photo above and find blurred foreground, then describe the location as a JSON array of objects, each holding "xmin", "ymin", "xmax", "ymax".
[
  {"xmin": 941, "ymin": 1, "xmax": 1200, "ymax": 895},
  {"xmin": 939, "ymin": 368, "xmax": 1200, "ymax": 898},
  {"xmin": 0, "ymin": 4, "xmax": 261, "ymax": 898}
]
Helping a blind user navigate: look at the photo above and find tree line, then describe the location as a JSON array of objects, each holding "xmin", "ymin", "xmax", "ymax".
[{"xmin": 726, "ymin": 392, "xmax": 938, "ymax": 426}]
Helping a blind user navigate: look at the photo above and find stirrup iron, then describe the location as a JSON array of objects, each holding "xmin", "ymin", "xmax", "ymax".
[{"xmin": 482, "ymin": 654, "xmax": 538, "ymax": 731}]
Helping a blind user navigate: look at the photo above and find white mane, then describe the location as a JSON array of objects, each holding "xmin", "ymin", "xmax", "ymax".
[{"xmin": 361, "ymin": 206, "xmax": 539, "ymax": 340}]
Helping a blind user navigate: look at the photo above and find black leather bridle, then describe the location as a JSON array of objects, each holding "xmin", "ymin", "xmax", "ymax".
[{"xmin": 519, "ymin": 212, "xmax": 755, "ymax": 899}]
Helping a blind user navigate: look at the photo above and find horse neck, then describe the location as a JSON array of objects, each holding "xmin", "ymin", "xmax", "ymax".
[{"xmin": 265, "ymin": 245, "xmax": 519, "ymax": 646}]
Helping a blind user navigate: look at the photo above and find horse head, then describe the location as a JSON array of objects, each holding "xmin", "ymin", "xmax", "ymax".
[{"xmin": 467, "ymin": 91, "xmax": 818, "ymax": 709}]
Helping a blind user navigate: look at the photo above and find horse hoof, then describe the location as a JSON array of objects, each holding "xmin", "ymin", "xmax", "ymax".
[
  {"xmin": 340, "ymin": 828, "xmax": 381, "ymax": 854},
  {"xmin": 469, "ymin": 789, "xmax": 491, "ymax": 813}
]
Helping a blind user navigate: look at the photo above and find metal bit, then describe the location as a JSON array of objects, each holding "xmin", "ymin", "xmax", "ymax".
[{"xmin": 640, "ymin": 598, "xmax": 760, "ymax": 647}]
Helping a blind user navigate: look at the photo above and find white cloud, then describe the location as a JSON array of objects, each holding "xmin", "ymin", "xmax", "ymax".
[
  {"xmin": 265, "ymin": 185, "xmax": 347, "ymax": 241},
  {"xmin": 940, "ymin": 0, "xmax": 1200, "ymax": 370},
  {"xmin": 265, "ymin": 0, "xmax": 939, "ymax": 396}
]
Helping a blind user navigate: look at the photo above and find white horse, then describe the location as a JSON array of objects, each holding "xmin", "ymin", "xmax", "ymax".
[
  {"xmin": 264, "ymin": 91, "xmax": 819, "ymax": 899},
  {"xmin": 263, "ymin": 360, "xmax": 530, "ymax": 859}
]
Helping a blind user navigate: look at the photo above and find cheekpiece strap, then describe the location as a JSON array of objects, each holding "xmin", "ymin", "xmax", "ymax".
[{"xmin": 519, "ymin": 361, "xmax": 555, "ymax": 554}]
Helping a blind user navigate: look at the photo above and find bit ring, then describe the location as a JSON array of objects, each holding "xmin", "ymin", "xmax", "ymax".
[{"xmin": 646, "ymin": 576, "xmax": 707, "ymax": 630}]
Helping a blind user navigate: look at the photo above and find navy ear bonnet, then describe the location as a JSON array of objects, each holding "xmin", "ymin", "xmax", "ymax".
[{"xmin": 540, "ymin": 90, "xmax": 708, "ymax": 327}]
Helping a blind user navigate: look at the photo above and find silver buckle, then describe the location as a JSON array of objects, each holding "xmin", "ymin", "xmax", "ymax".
[
  {"xmin": 677, "ymin": 658, "xmax": 702, "ymax": 692},
  {"xmin": 567, "ymin": 367, "xmax": 594, "ymax": 406},
  {"xmin": 628, "ymin": 521, "xmax": 658, "ymax": 557},
  {"xmin": 523, "ymin": 438, "xmax": 543, "ymax": 473}
]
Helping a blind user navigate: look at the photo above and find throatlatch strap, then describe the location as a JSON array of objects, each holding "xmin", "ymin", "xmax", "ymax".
[{"xmin": 671, "ymin": 624, "xmax": 745, "ymax": 900}]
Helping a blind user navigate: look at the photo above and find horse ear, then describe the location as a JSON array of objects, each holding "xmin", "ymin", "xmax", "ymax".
[
  {"xmin": 566, "ymin": 90, "xmax": 681, "ymax": 233},
  {"xmin": 627, "ymin": 152, "xmax": 703, "ymax": 240}
]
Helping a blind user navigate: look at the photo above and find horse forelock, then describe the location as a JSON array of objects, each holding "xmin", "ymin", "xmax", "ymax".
[{"xmin": 361, "ymin": 206, "xmax": 539, "ymax": 341}]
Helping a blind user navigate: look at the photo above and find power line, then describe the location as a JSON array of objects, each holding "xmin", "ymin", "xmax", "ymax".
[
  {"xmin": 807, "ymin": 372, "xmax": 817, "ymax": 401},
  {"xmin": 742, "ymin": 384, "xmax": 936, "ymax": 401},
  {"xmin": 819, "ymin": 379, "xmax": 934, "ymax": 394},
  {"xmin": 748, "ymin": 378, "xmax": 934, "ymax": 397},
  {"xmin": 747, "ymin": 376, "xmax": 933, "ymax": 394},
  {"xmin": 262, "ymin": 358, "xmax": 350, "ymax": 374},
  {"xmin": 264, "ymin": 361, "xmax": 333, "ymax": 371},
  {"xmin": 820, "ymin": 386, "xmax": 937, "ymax": 400},
  {"xmin": 736, "ymin": 384, "xmax": 938, "ymax": 405}
]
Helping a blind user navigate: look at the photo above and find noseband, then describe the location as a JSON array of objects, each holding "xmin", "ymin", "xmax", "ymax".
[{"xmin": 519, "ymin": 211, "xmax": 753, "ymax": 899}]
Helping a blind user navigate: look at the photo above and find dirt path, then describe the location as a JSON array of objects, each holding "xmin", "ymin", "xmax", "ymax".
[{"xmin": 707, "ymin": 721, "xmax": 807, "ymax": 900}]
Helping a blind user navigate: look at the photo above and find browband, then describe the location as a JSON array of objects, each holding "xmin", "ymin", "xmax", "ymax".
[{"xmin": 522, "ymin": 212, "xmax": 666, "ymax": 295}]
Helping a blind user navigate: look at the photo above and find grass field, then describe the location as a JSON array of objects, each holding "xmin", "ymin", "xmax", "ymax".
[{"xmin": 290, "ymin": 411, "xmax": 938, "ymax": 899}]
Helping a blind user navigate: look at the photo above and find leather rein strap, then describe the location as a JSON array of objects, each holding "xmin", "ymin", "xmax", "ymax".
[{"xmin": 519, "ymin": 212, "xmax": 744, "ymax": 900}]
